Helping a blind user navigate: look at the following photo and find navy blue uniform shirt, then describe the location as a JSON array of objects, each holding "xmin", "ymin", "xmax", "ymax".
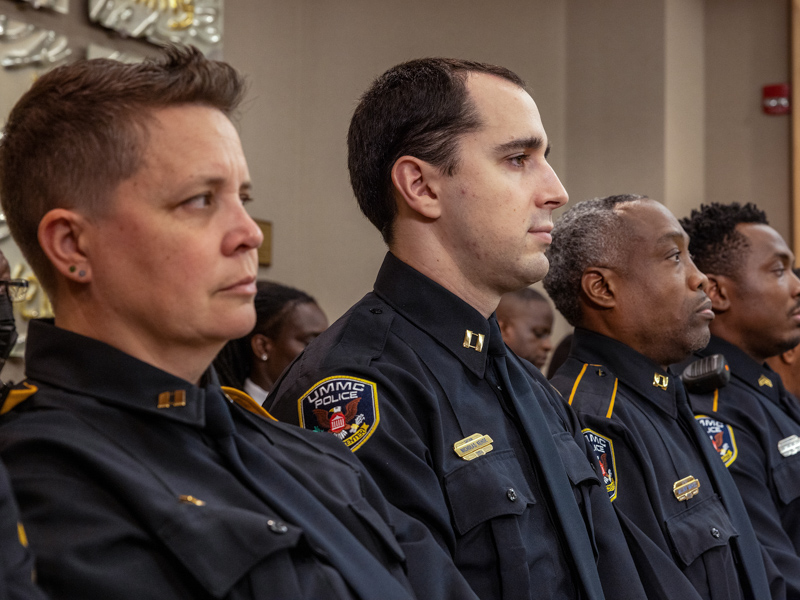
[
  {"xmin": 0, "ymin": 319, "xmax": 478, "ymax": 600},
  {"xmin": 269, "ymin": 253, "xmax": 647, "ymax": 600},
  {"xmin": 551, "ymin": 329, "xmax": 777, "ymax": 600},
  {"xmin": 686, "ymin": 335, "xmax": 800, "ymax": 598},
  {"xmin": 0, "ymin": 459, "xmax": 46, "ymax": 600}
]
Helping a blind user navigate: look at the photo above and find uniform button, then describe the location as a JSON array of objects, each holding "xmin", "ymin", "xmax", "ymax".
[
  {"xmin": 710, "ymin": 527, "xmax": 720, "ymax": 538},
  {"xmin": 507, "ymin": 488, "xmax": 517, "ymax": 502},
  {"xmin": 267, "ymin": 519, "xmax": 289, "ymax": 534},
  {"xmin": 369, "ymin": 308, "xmax": 382, "ymax": 314}
]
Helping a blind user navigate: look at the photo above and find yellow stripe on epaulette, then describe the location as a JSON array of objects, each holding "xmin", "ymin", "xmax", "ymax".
[
  {"xmin": 712, "ymin": 388, "xmax": 719, "ymax": 412},
  {"xmin": 17, "ymin": 522, "xmax": 27, "ymax": 547},
  {"xmin": 606, "ymin": 378, "xmax": 619, "ymax": 418},
  {"xmin": 568, "ymin": 364, "xmax": 588, "ymax": 406},
  {"xmin": 222, "ymin": 386, "xmax": 277, "ymax": 421},
  {"xmin": 0, "ymin": 383, "xmax": 38, "ymax": 415}
]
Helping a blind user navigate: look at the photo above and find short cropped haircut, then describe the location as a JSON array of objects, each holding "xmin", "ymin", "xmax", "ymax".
[
  {"xmin": 0, "ymin": 45, "xmax": 246, "ymax": 296},
  {"xmin": 347, "ymin": 58, "xmax": 525, "ymax": 244},
  {"xmin": 214, "ymin": 281, "xmax": 318, "ymax": 388},
  {"xmin": 544, "ymin": 194, "xmax": 647, "ymax": 326},
  {"xmin": 680, "ymin": 203, "xmax": 769, "ymax": 279}
]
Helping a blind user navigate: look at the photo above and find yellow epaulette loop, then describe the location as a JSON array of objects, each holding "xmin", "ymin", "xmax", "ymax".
[
  {"xmin": 222, "ymin": 386, "xmax": 277, "ymax": 421},
  {"xmin": 0, "ymin": 382, "xmax": 38, "ymax": 415}
]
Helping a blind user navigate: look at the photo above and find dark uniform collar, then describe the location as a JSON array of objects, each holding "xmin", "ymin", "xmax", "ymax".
[
  {"xmin": 373, "ymin": 252, "xmax": 495, "ymax": 378},
  {"xmin": 570, "ymin": 328, "xmax": 679, "ymax": 418},
  {"xmin": 23, "ymin": 319, "xmax": 208, "ymax": 426},
  {"xmin": 700, "ymin": 335, "xmax": 784, "ymax": 405}
]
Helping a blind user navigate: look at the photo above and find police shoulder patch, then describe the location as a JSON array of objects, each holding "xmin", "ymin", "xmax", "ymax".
[
  {"xmin": 298, "ymin": 376, "xmax": 379, "ymax": 452},
  {"xmin": 695, "ymin": 414, "xmax": 738, "ymax": 467},
  {"xmin": 582, "ymin": 428, "xmax": 618, "ymax": 501}
]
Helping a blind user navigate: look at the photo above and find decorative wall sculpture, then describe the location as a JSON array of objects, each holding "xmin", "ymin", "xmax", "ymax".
[{"xmin": 88, "ymin": 0, "xmax": 223, "ymax": 57}]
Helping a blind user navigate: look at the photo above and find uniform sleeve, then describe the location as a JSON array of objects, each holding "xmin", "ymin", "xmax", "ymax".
[
  {"xmin": 1, "ymin": 440, "xmax": 209, "ymax": 600},
  {"xmin": 0, "ymin": 462, "xmax": 48, "ymax": 600}
]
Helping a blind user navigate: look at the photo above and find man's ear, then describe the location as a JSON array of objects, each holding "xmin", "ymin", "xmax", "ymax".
[
  {"xmin": 250, "ymin": 333, "xmax": 270, "ymax": 362},
  {"xmin": 391, "ymin": 156, "xmax": 442, "ymax": 219},
  {"xmin": 705, "ymin": 274, "xmax": 730, "ymax": 312},
  {"xmin": 37, "ymin": 208, "xmax": 93, "ymax": 282},
  {"xmin": 581, "ymin": 267, "xmax": 618, "ymax": 310}
]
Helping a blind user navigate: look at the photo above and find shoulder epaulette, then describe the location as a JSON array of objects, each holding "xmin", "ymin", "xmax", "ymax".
[
  {"xmin": 222, "ymin": 386, "xmax": 277, "ymax": 421},
  {"xmin": 0, "ymin": 381, "xmax": 37, "ymax": 415},
  {"xmin": 559, "ymin": 362, "xmax": 619, "ymax": 419}
]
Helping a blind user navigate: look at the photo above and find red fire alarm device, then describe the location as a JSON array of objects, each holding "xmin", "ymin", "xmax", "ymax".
[{"xmin": 763, "ymin": 83, "xmax": 790, "ymax": 115}]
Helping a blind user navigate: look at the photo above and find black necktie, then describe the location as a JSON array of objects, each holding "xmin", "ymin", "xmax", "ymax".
[
  {"xmin": 203, "ymin": 387, "xmax": 415, "ymax": 600},
  {"xmin": 489, "ymin": 321, "xmax": 605, "ymax": 600},
  {"xmin": 674, "ymin": 379, "xmax": 771, "ymax": 600}
]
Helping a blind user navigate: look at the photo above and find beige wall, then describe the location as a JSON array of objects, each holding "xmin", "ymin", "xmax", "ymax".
[{"xmin": 0, "ymin": 0, "xmax": 791, "ymax": 376}]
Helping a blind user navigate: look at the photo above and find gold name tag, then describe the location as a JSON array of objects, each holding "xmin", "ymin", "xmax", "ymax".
[
  {"xmin": 673, "ymin": 475, "xmax": 701, "ymax": 501},
  {"xmin": 778, "ymin": 435, "xmax": 800, "ymax": 457},
  {"xmin": 454, "ymin": 433, "xmax": 494, "ymax": 461}
]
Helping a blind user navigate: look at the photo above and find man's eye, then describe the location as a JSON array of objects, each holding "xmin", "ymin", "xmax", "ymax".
[
  {"xmin": 240, "ymin": 193, "xmax": 254, "ymax": 205},
  {"xmin": 509, "ymin": 155, "xmax": 529, "ymax": 167}
]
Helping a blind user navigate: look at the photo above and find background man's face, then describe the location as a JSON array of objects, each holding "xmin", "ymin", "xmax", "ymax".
[
  {"xmin": 499, "ymin": 298, "xmax": 554, "ymax": 369},
  {"xmin": 723, "ymin": 223, "xmax": 800, "ymax": 361},
  {"xmin": 84, "ymin": 105, "xmax": 263, "ymax": 356},
  {"xmin": 434, "ymin": 73, "xmax": 568, "ymax": 296},
  {"xmin": 612, "ymin": 200, "xmax": 713, "ymax": 366}
]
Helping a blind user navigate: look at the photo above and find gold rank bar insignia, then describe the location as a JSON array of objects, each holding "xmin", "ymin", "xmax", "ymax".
[
  {"xmin": 652, "ymin": 373, "xmax": 669, "ymax": 390},
  {"xmin": 454, "ymin": 433, "xmax": 493, "ymax": 461},
  {"xmin": 778, "ymin": 435, "xmax": 800, "ymax": 457},
  {"xmin": 673, "ymin": 475, "xmax": 700, "ymax": 501}
]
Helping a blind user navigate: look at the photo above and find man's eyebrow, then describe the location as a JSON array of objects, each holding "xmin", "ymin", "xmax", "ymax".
[
  {"xmin": 655, "ymin": 230, "xmax": 686, "ymax": 245},
  {"xmin": 493, "ymin": 137, "xmax": 547, "ymax": 155}
]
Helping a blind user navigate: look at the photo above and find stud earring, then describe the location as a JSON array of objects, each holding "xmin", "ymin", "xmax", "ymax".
[
  {"xmin": 78, "ymin": 270, "xmax": 86, "ymax": 277},
  {"xmin": 69, "ymin": 266, "xmax": 76, "ymax": 273},
  {"xmin": 260, "ymin": 354, "xmax": 268, "ymax": 361}
]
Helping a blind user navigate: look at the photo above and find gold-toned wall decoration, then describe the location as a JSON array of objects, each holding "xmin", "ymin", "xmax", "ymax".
[
  {"xmin": 255, "ymin": 219, "xmax": 272, "ymax": 267},
  {"xmin": 15, "ymin": 0, "xmax": 69, "ymax": 14},
  {"xmin": 88, "ymin": 0, "xmax": 223, "ymax": 58},
  {"xmin": 86, "ymin": 42, "xmax": 144, "ymax": 64},
  {"xmin": 0, "ymin": 15, "xmax": 71, "ymax": 69}
]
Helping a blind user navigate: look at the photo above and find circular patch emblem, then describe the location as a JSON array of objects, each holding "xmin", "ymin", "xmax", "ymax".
[
  {"xmin": 583, "ymin": 428, "xmax": 618, "ymax": 502},
  {"xmin": 695, "ymin": 414, "xmax": 738, "ymax": 467},
  {"xmin": 297, "ymin": 376, "xmax": 379, "ymax": 452}
]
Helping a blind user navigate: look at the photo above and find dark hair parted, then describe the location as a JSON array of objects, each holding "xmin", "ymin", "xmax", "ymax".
[
  {"xmin": 347, "ymin": 58, "xmax": 525, "ymax": 244},
  {"xmin": 679, "ymin": 203, "xmax": 768, "ymax": 279},
  {"xmin": 0, "ymin": 45, "xmax": 246, "ymax": 297},
  {"xmin": 544, "ymin": 194, "xmax": 647, "ymax": 326},
  {"xmin": 213, "ymin": 281, "xmax": 317, "ymax": 388}
]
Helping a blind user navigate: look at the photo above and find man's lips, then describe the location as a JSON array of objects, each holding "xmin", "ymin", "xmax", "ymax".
[
  {"xmin": 528, "ymin": 225, "xmax": 553, "ymax": 244},
  {"xmin": 696, "ymin": 299, "xmax": 714, "ymax": 319}
]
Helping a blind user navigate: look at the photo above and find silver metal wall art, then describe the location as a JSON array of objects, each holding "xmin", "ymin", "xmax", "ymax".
[
  {"xmin": 14, "ymin": 0, "xmax": 68, "ymax": 15},
  {"xmin": 88, "ymin": 0, "xmax": 223, "ymax": 57},
  {"xmin": 0, "ymin": 14, "xmax": 71, "ymax": 69}
]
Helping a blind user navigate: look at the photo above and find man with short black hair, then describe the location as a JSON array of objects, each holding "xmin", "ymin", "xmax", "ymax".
[
  {"xmin": 496, "ymin": 288, "xmax": 554, "ymax": 370},
  {"xmin": 270, "ymin": 58, "xmax": 647, "ymax": 600},
  {"xmin": 545, "ymin": 194, "xmax": 774, "ymax": 600},
  {"xmin": 682, "ymin": 202, "xmax": 800, "ymax": 597}
]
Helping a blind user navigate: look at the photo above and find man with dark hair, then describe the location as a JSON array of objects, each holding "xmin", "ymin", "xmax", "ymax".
[
  {"xmin": 496, "ymin": 288, "xmax": 554, "ymax": 370},
  {"xmin": 0, "ymin": 47, "xmax": 480, "ymax": 600},
  {"xmin": 270, "ymin": 58, "xmax": 647, "ymax": 600},
  {"xmin": 681, "ymin": 202, "xmax": 800, "ymax": 597},
  {"xmin": 545, "ymin": 195, "xmax": 775, "ymax": 600}
]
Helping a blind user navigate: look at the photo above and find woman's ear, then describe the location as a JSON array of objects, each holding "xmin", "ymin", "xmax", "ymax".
[
  {"xmin": 250, "ymin": 333, "xmax": 270, "ymax": 362},
  {"xmin": 391, "ymin": 156, "xmax": 442, "ymax": 220},
  {"xmin": 37, "ymin": 208, "xmax": 93, "ymax": 282}
]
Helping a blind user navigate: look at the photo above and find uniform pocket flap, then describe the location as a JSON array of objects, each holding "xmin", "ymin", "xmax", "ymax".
[
  {"xmin": 444, "ymin": 449, "xmax": 535, "ymax": 535},
  {"xmin": 664, "ymin": 495, "xmax": 738, "ymax": 567},
  {"xmin": 773, "ymin": 454, "xmax": 800, "ymax": 505},
  {"xmin": 158, "ymin": 503, "xmax": 302, "ymax": 598},
  {"xmin": 349, "ymin": 496, "xmax": 406, "ymax": 564},
  {"xmin": 554, "ymin": 431, "xmax": 602, "ymax": 487}
]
